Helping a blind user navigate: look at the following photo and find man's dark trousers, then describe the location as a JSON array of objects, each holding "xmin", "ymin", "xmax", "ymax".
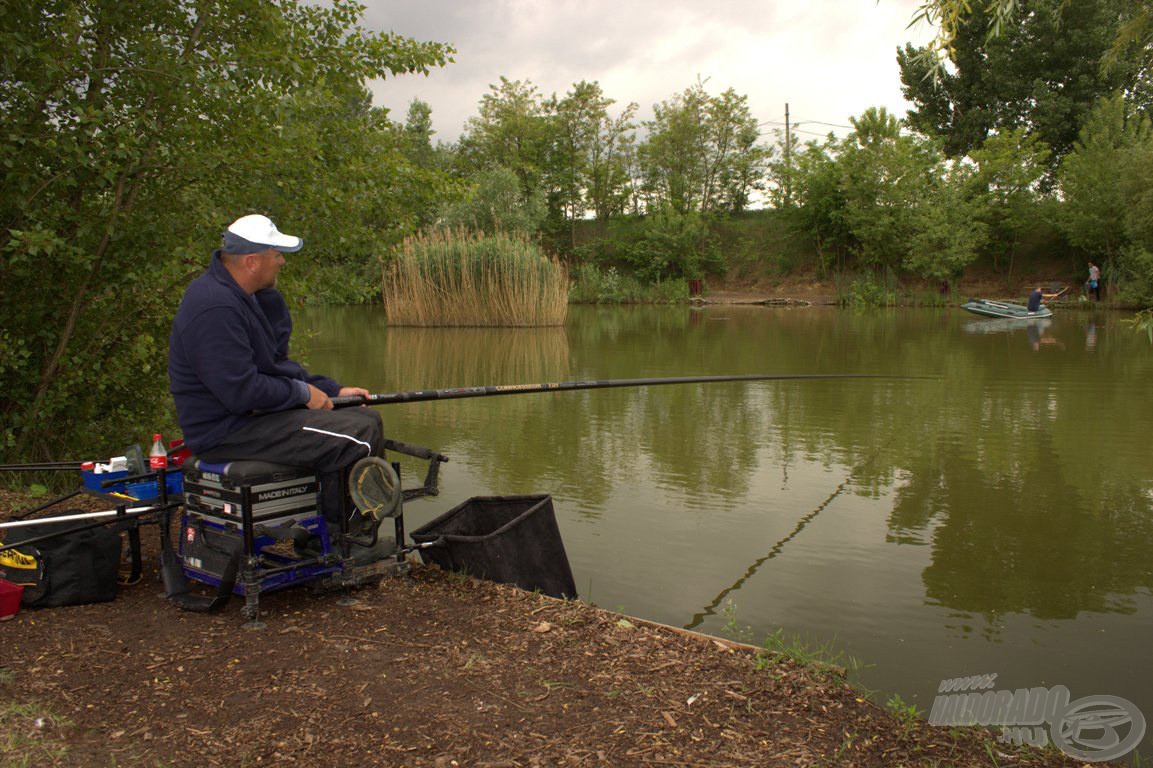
[{"xmin": 197, "ymin": 408, "xmax": 383, "ymax": 528}]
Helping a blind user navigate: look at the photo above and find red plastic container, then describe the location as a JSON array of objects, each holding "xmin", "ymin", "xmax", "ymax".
[{"xmin": 0, "ymin": 578, "xmax": 23, "ymax": 620}]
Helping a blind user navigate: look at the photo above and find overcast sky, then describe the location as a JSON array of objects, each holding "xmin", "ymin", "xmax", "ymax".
[{"xmin": 363, "ymin": 0, "xmax": 936, "ymax": 146}]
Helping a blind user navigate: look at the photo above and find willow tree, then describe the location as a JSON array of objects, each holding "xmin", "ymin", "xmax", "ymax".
[
  {"xmin": 0, "ymin": 0, "xmax": 452, "ymax": 461},
  {"xmin": 913, "ymin": 0, "xmax": 1153, "ymax": 76},
  {"xmin": 900, "ymin": 0, "xmax": 1139, "ymax": 166}
]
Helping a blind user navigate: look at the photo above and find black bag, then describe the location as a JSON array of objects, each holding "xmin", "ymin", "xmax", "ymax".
[{"xmin": 0, "ymin": 520, "xmax": 121, "ymax": 607}]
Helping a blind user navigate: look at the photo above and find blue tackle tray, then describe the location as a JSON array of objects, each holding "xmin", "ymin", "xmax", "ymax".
[{"xmin": 82, "ymin": 468, "xmax": 183, "ymax": 501}]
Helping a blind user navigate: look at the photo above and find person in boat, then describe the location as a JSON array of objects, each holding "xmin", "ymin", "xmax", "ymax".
[
  {"xmin": 168, "ymin": 214, "xmax": 383, "ymax": 529},
  {"xmin": 1026, "ymin": 286, "xmax": 1060, "ymax": 313}
]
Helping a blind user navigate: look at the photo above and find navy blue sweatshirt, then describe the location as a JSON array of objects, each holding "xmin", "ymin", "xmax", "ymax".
[{"xmin": 168, "ymin": 251, "xmax": 341, "ymax": 453}]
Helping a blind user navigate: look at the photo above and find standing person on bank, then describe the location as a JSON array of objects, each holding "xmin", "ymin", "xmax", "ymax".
[
  {"xmin": 168, "ymin": 214, "xmax": 383, "ymax": 529},
  {"xmin": 1087, "ymin": 262, "xmax": 1101, "ymax": 301}
]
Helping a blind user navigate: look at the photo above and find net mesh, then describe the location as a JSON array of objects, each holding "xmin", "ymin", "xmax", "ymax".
[{"xmin": 349, "ymin": 457, "xmax": 401, "ymax": 520}]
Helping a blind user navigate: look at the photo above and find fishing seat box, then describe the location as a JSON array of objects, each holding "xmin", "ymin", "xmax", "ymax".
[
  {"xmin": 182, "ymin": 458, "xmax": 321, "ymax": 526},
  {"xmin": 179, "ymin": 459, "xmax": 338, "ymax": 601}
]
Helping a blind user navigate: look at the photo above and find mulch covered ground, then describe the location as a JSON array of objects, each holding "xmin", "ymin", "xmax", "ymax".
[{"xmin": 0, "ymin": 492, "xmax": 1109, "ymax": 767}]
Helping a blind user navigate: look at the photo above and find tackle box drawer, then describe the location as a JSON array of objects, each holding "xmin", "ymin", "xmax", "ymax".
[{"xmin": 182, "ymin": 458, "xmax": 319, "ymax": 525}]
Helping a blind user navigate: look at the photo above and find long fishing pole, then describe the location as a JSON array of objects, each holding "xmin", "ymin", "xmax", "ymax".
[
  {"xmin": 0, "ymin": 461, "xmax": 81, "ymax": 472},
  {"xmin": 0, "ymin": 506, "xmax": 156, "ymax": 530},
  {"xmin": 331, "ymin": 373, "xmax": 898, "ymax": 409},
  {"xmin": 0, "ymin": 504, "xmax": 176, "ymax": 554}
]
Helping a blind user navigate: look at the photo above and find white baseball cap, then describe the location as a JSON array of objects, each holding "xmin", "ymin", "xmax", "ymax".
[{"xmin": 222, "ymin": 214, "xmax": 303, "ymax": 254}]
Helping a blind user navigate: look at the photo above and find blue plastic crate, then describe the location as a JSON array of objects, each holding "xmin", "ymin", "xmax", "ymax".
[{"xmin": 81, "ymin": 468, "xmax": 129, "ymax": 492}]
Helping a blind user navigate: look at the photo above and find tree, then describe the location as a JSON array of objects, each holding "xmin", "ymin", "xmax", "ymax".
[
  {"xmin": 623, "ymin": 207, "xmax": 722, "ymax": 283},
  {"xmin": 397, "ymin": 99, "xmax": 460, "ymax": 231},
  {"xmin": 403, "ymin": 99, "xmax": 437, "ymax": 168},
  {"xmin": 638, "ymin": 82, "xmax": 711, "ymax": 214},
  {"xmin": 788, "ymin": 136, "xmax": 853, "ymax": 274},
  {"xmin": 838, "ymin": 109, "xmax": 934, "ymax": 272},
  {"xmin": 1059, "ymin": 94, "xmax": 1153, "ymax": 299},
  {"xmin": 909, "ymin": 0, "xmax": 1023, "ymax": 67},
  {"xmin": 904, "ymin": 167, "xmax": 988, "ymax": 283},
  {"xmin": 458, "ymin": 78, "xmax": 550, "ymax": 197},
  {"xmin": 807, "ymin": 106, "xmax": 984, "ymax": 282},
  {"xmin": 544, "ymin": 83, "xmax": 599, "ymax": 229},
  {"xmin": 0, "ymin": 0, "xmax": 452, "ymax": 461},
  {"xmin": 706, "ymin": 89, "xmax": 769, "ymax": 213},
  {"xmin": 543, "ymin": 81, "xmax": 637, "ymax": 230},
  {"xmin": 586, "ymin": 104, "xmax": 639, "ymax": 222},
  {"xmin": 913, "ymin": 0, "xmax": 1153, "ymax": 81},
  {"xmin": 899, "ymin": 0, "xmax": 1140, "ymax": 164},
  {"xmin": 764, "ymin": 129, "xmax": 799, "ymax": 209},
  {"xmin": 437, "ymin": 167, "xmax": 546, "ymax": 235},
  {"xmin": 909, "ymin": 0, "xmax": 1153, "ymax": 321},
  {"xmin": 1107, "ymin": 0, "xmax": 1153, "ymax": 79},
  {"xmin": 965, "ymin": 127, "xmax": 1053, "ymax": 276},
  {"xmin": 638, "ymin": 81, "xmax": 768, "ymax": 214}
]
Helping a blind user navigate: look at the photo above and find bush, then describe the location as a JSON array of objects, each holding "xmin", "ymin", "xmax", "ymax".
[
  {"xmin": 622, "ymin": 208, "xmax": 723, "ymax": 282},
  {"xmin": 834, "ymin": 270, "xmax": 899, "ymax": 307},
  {"xmin": 1114, "ymin": 246, "xmax": 1153, "ymax": 307},
  {"xmin": 569, "ymin": 264, "xmax": 687, "ymax": 304}
]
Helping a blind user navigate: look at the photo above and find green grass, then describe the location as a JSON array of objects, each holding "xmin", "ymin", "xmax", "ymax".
[
  {"xmin": 754, "ymin": 627, "xmax": 863, "ymax": 680},
  {"xmin": 0, "ymin": 698, "xmax": 70, "ymax": 768}
]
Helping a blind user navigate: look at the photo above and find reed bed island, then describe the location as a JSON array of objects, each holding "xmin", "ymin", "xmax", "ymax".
[{"xmin": 383, "ymin": 229, "xmax": 569, "ymax": 327}]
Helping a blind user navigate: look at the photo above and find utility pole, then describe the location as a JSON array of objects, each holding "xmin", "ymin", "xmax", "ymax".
[{"xmin": 784, "ymin": 103, "xmax": 792, "ymax": 206}]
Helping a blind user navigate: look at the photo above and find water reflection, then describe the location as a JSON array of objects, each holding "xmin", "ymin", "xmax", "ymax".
[
  {"xmin": 382, "ymin": 327, "xmax": 572, "ymax": 389},
  {"xmin": 961, "ymin": 317, "xmax": 1051, "ymax": 336},
  {"xmin": 960, "ymin": 317, "xmax": 1064, "ymax": 351},
  {"xmin": 686, "ymin": 473, "xmax": 853, "ymax": 629},
  {"xmin": 298, "ymin": 305, "xmax": 1153, "ymax": 759},
  {"xmin": 891, "ymin": 424, "xmax": 1153, "ymax": 622}
]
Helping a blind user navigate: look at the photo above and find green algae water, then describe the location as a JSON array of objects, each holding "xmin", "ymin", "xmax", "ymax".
[{"xmin": 300, "ymin": 303, "xmax": 1152, "ymax": 761}]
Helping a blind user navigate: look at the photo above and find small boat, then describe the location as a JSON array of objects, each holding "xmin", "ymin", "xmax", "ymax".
[{"xmin": 960, "ymin": 298, "xmax": 1052, "ymax": 320}]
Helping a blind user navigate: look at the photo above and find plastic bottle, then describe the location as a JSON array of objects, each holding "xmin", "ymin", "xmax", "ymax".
[{"xmin": 149, "ymin": 433, "xmax": 168, "ymax": 470}]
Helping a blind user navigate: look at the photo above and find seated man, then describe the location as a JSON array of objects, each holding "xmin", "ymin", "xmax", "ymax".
[
  {"xmin": 168, "ymin": 214, "xmax": 382, "ymax": 532},
  {"xmin": 1026, "ymin": 286, "xmax": 1058, "ymax": 313}
]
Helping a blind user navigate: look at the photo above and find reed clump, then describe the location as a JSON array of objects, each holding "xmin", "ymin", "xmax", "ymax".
[{"xmin": 383, "ymin": 229, "xmax": 569, "ymax": 326}]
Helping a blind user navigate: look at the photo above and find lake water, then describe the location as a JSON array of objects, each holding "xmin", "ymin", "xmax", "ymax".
[{"xmin": 299, "ymin": 303, "xmax": 1153, "ymax": 761}]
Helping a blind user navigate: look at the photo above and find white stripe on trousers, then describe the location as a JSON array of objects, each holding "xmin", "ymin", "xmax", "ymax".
[{"xmin": 302, "ymin": 426, "xmax": 374, "ymax": 456}]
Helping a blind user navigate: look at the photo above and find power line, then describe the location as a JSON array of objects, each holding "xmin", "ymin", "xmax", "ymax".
[
  {"xmin": 794, "ymin": 120, "xmax": 853, "ymax": 129},
  {"xmin": 793, "ymin": 128, "xmax": 838, "ymax": 138},
  {"xmin": 759, "ymin": 118, "xmax": 853, "ymax": 128}
]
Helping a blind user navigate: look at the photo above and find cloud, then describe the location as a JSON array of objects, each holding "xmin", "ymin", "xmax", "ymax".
[{"xmin": 364, "ymin": 0, "xmax": 934, "ymax": 144}]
